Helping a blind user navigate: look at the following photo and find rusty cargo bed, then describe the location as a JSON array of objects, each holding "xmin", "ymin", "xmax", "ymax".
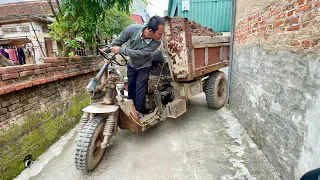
[{"xmin": 161, "ymin": 16, "xmax": 230, "ymax": 82}]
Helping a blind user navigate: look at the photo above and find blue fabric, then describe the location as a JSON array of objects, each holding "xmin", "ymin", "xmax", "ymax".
[
  {"xmin": 127, "ymin": 63, "xmax": 150, "ymax": 113},
  {"xmin": 301, "ymin": 168, "xmax": 320, "ymax": 180},
  {"xmin": 0, "ymin": 48, "xmax": 9, "ymax": 59}
]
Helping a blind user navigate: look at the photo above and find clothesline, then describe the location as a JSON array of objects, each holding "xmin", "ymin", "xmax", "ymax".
[
  {"xmin": 2, "ymin": 30, "xmax": 47, "ymax": 33},
  {"xmin": 0, "ymin": 45, "xmax": 33, "ymax": 65},
  {"xmin": 0, "ymin": 45, "xmax": 25, "ymax": 49}
]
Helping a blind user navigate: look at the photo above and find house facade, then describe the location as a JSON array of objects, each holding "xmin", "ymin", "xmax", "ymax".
[
  {"xmin": 130, "ymin": 0, "xmax": 150, "ymax": 24},
  {"xmin": 0, "ymin": 1, "xmax": 58, "ymax": 63}
]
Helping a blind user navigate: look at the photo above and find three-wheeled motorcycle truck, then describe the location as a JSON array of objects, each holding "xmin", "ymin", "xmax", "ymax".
[{"xmin": 74, "ymin": 17, "xmax": 230, "ymax": 172}]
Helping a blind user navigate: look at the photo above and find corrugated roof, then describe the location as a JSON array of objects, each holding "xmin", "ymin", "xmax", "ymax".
[
  {"xmin": 168, "ymin": 0, "xmax": 232, "ymax": 32},
  {"xmin": 0, "ymin": 0, "xmax": 57, "ymax": 18}
]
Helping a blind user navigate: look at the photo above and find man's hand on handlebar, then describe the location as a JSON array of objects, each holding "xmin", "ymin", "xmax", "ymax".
[{"xmin": 110, "ymin": 46, "xmax": 120, "ymax": 54}]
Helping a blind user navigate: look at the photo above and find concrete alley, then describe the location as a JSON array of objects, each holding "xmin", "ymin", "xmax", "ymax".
[{"xmin": 16, "ymin": 94, "xmax": 280, "ymax": 180}]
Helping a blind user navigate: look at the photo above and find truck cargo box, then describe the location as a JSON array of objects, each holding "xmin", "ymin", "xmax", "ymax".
[{"xmin": 161, "ymin": 16, "xmax": 230, "ymax": 82}]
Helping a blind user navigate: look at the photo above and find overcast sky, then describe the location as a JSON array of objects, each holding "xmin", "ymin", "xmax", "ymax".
[{"xmin": 147, "ymin": 0, "xmax": 169, "ymax": 17}]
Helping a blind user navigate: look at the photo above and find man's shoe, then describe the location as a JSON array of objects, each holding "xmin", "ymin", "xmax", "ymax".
[{"xmin": 136, "ymin": 111, "xmax": 144, "ymax": 119}]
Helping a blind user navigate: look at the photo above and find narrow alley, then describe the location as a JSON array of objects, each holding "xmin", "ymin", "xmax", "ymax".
[{"xmin": 16, "ymin": 94, "xmax": 280, "ymax": 180}]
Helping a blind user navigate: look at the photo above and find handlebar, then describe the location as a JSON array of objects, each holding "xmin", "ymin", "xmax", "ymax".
[{"xmin": 97, "ymin": 44, "xmax": 128, "ymax": 66}]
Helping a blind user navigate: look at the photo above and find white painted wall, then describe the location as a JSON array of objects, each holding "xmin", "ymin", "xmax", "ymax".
[{"xmin": 0, "ymin": 21, "xmax": 57, "ymax": 62}]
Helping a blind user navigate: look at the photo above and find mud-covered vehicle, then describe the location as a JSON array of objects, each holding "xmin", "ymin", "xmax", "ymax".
[{"xmin": 74, "ymin": 16, "xmax": 230, "ymax": 171}]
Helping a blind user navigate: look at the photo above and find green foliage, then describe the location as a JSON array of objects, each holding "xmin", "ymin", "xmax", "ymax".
[
  {"xmin": 49, "ymin": 0, "xmax": 133, "ymax": 50},
  {"xmin": 98, "ymin": 8, "xmax": 134, "ymax": 41}
]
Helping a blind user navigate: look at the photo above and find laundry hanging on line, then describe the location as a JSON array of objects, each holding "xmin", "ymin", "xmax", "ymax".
[{"xmin": 0, "ymin": 45, "xmax": 32, "ymax": 65}]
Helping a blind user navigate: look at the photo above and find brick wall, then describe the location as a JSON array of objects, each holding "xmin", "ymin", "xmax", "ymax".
[
  {"xmin": 230, "ymin": 0, "xmax": 320, "ymax": 179},
  {"xmin": 234, "ymin": 0, "xmax": 320, "ymax": 53},
  {"xmin": 0, "ymin": 57, "xmax": 102, "ymax": 96},
  {"xmin": 0, "ymin": 56, "xmax": 104, "ymax": 180}
]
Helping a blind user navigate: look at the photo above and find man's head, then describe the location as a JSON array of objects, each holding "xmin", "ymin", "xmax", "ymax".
[{"xmin": 145, "ymin": 16, "xmax": 165, "ymax": 40}]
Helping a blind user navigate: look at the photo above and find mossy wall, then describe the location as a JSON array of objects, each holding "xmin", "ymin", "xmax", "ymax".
[{"xmin": 0, "ymin": 73, "xmax": 95, "ymax": 180}]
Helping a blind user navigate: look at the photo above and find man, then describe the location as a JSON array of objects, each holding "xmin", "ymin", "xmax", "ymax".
[{"xmin": 108, "ymin": 15, "xmax": 165, "ymax": 115}]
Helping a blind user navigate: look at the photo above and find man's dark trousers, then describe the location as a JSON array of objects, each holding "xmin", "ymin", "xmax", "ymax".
[{"xmin": 127, "ymin": 64, "xmax": 150, "ymax": 113}]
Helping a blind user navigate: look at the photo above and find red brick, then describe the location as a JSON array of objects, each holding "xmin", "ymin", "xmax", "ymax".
[
  {"xmin": 302, "ymin": 22, "xmax": 310, "ymax": 28},
  {"xmin": 64, "ymin": 74, "xmax": 70, "ymax": 78},
  {"xmin": 259, "ymin": 20, "xmax": 266, "ymax": 25},
  {"xmin": 3, "ymin": 86, "xmax": 14, "ymax": 93},
  {"xmin": 286, "ymin": 16, "xmax": 299, "ymax": 25},
  {"xmin": 302, "ymin": 40, "xmax": 310, "ymax": 47},
  {"xmin": 298, "ymin": 0, "xmax": 304, "ymax": 6},
  {"xmin": 287, "ymin": 11, "xmax": 294, "ymax": 16},
  {"xmin": 259, "ymin": 26, "xmax": 267, "ymax": 32},
  {"xmin": 57, "ymin": 75, "xmax": 64, "ymax": 79},
  {"xmin": 34, "ymin": 69, "xmax": 47, "ymax": 74},
  {"xmin": 32, "ymin": 80, "xmax": 41, "ymax": 86},
  {"xmin": 296, "ymin": 4, "xmax": 312, "ymax": 13},
  {"xmin": 47, "ymin": 67, "xmax": 58, "ymax": 72},
  {"xmin": 38, "ymin": 63, "xmax": 51, "ymax": 69},
  {"xmin": 276, "ymin": 13, "xmax": 286, "ymax": 20},
  {"xmin": 286, "ymin": 25, "xmax": 300, "ymax": 31},
  {"xmin": 50, "ymin": 63, "xmax": 60, "ymax": 67},
  {"xmin": 66, "ymin": 65, "xmax": 76, "ymax": 69},
  {"xmin": 24, "ymin": 82, "xmax": 33, "ymax": 88},
  {"xmin": 0, "ymin": 88, "xmax": 4, "ymax": 95},
  {"xmin": 264, "ymin": 12, "xmax": 271, "ymax": 19},
  {"xmin": 316, "ymin": 0, "xmax": 320, "ymax": 7},
  {"xmin": 0, "ymin": 88, "xmax": 5, "ymax": 95},
  {"xmin": 0, "ymin": 68, "xmax": 5, "ymax": 75},
  {"xmin": 23, "ymin": 65, "xmax": 37, "ymax": 70},
  {"xmin": 46, "ymin": 77, "xmax": 54, "ymax": 82},
  {"xmin": 271, "ymin": 8, "xmax": 281, "ymax": 16},
  {"xmin": 55, "ymin": 71, "xmax": 64, "ymax": 75},
  {"xmin": 1, "ymin": 73, "xmax": 19, "ymax": 80},
  {"xmin": 14, "ymin": 83, "xmax": 25, "ymax": 91},
  {"xmin": 41, "ymin": 58, "xmax": 60, "ymax": 63},
  {"xmin": 5, "ymin": 66, "xmax": 24, "ymax": 73},
  {"xmin": 0, "ymin": 80, "xmax": 13, "ymax": 87},
  {"xmin": 25, "ymin": 70, "xmax": 34, "ymax": 76},
  {"xmin": 74, "ymin": 56, "xmax": 81, "ymax": 61},
  {"xmin": 39, "ymin": 79, "xmax": 47, "ymax": 84},
  {"xmin": 274, "ymin": 20, "xmax": 284, "ymax": 28},
  {"xmin": 248, "ymin": 16, "xmax": 254, "ymax": 21},
  {"xmin": 19, "ymin": 71, "xmax": 28, "ymax": 77},
  {"xmin": 45, "ymin": 72, "xmax": 54, "ymax": 77},
  {"xmin": 290, "ymin": 40, "xmax": 300, "ymax": 46}
]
